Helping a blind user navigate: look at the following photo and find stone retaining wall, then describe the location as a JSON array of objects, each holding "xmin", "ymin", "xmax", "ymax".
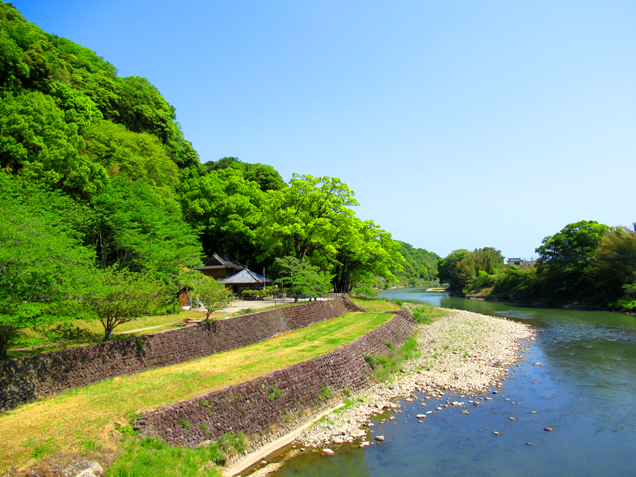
[
  {"xmin": 133, "ymin": 311, "xmax": 417, "ymax": 452},
  {"xmin": 0, "ymin": 297, "xmax": 362, "ymax": 411}
]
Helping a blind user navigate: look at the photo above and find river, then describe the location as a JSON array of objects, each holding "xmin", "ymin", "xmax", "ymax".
[{"xmin": 270, "ymin": 288, "xmax": 636, "ymax": 476}]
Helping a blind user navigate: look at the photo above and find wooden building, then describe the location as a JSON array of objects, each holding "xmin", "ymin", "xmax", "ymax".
[
  {"xmin": 177, "ymin": 286, "xmax": 193, "ymax": 308},
  {"xmin": 194, "ymin": 254, "xmax": 244, "ymax": 279},
  {"xmin": 221, "ymin": 268, "xmax": 272, "ymax": 294}
]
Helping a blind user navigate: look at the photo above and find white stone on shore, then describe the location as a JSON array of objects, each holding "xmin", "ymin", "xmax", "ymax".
[
  {"xmin": 294, "ymin": 308, "xmax": 534, "ymax": 450},
  {"xmin": 323, "ymin": 449, "xmax": 334, "ymax": 455}
]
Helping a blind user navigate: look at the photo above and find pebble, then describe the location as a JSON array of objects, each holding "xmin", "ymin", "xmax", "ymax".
[
  {"xmin": 526, "ymin": 442, "xmax": 533, "ymax": 446},
  {"xmin": 493, "ymin": 431, "xmax": 500, "ymax": 435},
  {"xmin": 544, "ymin": 427, "xmax": 553, "ymax": 432},
  {"xmin": 323, "ymin": 449, "xmax": 334, "ymax": 456},
  {"xmin": 294, "ymin": 309, "xmax": 534, "ymax": 451},
  {"xmin": 509, "ymin": 417, "xmax": 516, "ymax": 421},
  {"xmin": 416, "ymin": 414, "xmax": 426, "ymax": 419},
  {"xmin": 375, "ymin": 435, "xmax": 385, "ymax": 442},
  {"xmin": 530, "ymin": 411, "xmax": 537, "ymax": 414}
]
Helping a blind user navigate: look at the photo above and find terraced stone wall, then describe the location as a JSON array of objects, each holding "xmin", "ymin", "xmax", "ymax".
[
  {"xmin": 0, "ymin": 297, "xmax": 360, "ymax": 411},
  {"xmin": 133, "ymin": 311, "xmax": 417, "ymax": 452}
]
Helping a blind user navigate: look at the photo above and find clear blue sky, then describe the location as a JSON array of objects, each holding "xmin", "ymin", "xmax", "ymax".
[{"xmin": 13, "ymin": 0, "xmax": 636, "ymax": 259}]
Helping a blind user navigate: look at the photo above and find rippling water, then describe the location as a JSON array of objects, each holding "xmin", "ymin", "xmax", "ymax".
[{"xmin": 270, "ymin": 289, "xmax": 636, "ymax": 477}]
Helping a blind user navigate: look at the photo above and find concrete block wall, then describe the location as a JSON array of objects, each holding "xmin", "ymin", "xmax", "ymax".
[
  {"xmin": 133, "ymin": 311, "xmax": 417, "ymax": 451},
  {"xmin": 0, "ymin": 297, "xmax": 363, "ymax": 411}
]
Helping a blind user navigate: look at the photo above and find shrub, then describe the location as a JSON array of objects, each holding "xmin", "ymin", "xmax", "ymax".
[{"xmin": 268, "ymin": 386, "xmax": 283, "ymax": 400}]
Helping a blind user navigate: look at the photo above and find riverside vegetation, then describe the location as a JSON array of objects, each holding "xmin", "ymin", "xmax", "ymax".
[
  {"xmin": 437, "ymin": 220, "xmax": 636, "ymax": 312},
  {"xmin": 0, "ymin": 1, "xmax": 439, "ymax": 359}
]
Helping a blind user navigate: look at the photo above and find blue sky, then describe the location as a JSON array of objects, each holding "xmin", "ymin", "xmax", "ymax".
[{"xmin": 13, "ymin": 0, "xmax": 636, "ymax": 259}]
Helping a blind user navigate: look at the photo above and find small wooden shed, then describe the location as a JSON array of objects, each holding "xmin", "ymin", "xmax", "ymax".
[{"xmin": 177, "ymin": 286, "xmax": 193, "ymax": 308}]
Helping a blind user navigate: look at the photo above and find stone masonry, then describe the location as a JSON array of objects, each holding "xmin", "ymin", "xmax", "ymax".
[
  {"xmin": 0, "ymin": 297, "xmax": 363, "ymax": 411},
  {"xmin": 133, "ymin": 311, "xmax": 417, "ymax": 453}
]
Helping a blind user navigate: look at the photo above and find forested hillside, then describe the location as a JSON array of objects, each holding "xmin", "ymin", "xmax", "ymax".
[
  {"xmin": 0, "ymin": 2, "xmax": 439, "ymax": 356},
  {"xmin": 392, "ymin": 241, "xmax": 440, "ymax": 285}
]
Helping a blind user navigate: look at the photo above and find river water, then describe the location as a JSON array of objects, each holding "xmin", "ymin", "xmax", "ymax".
[{"xmin": 272, "ymin": 288, "xmax": 636, "ymax": 477}]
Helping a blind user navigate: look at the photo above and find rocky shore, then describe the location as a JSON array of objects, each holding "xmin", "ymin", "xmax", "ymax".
[{"xmin": 291, "ymin": 308, "xmax": 534, "ymax": 453}]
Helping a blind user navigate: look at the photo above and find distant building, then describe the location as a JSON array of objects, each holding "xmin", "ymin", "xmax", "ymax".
[
  {"xmin": 194, "ymin": 253, "xmax": 244, "ymax": 279},
  {"xmin": 221, "ymin": 268, "xmax": 272, "ymax": 294},
  {"xmin": 177, "ymin": 286, "xmax": 193, "ymax": 309},
  {"xmin": 507, "ymin": 258, "xmax": 524, "ymax": 266}
]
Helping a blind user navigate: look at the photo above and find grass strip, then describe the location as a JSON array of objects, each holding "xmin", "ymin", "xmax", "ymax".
[
  {"xmin": 0, "ymin": 312, "xmax": 390, "ymax": 472},
  {"xmin": 351, "ymin": 297, "xmax": 401, "ymax": 312}
]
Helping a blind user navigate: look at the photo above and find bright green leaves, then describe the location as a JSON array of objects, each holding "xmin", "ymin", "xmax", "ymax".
[
  {"xmin": 50, "ymin": 81, "xmax": 103, "ymax": 133},
  {"xmin": 0, "ymin": 91, "xmax": 108, "ymax": 196},
  {"xmin": 84, "ymin": 119, "xmax": 179, "ymax": 196},
  {"xmin": 179, "ymin": 169, "xmax": 265, "ymax": 264},
  {"xmin": 437, "ymin": 248, "xmax": 504, "ymax": 295},
  {"xmin": 258, "ymin": 174, "xmax": 401, "ymax": 293},
  {"xmin": 259, "ymin": 174, "xmax": 358, "ymax": 261},
  {"xmin": 274, "ymin": 257, "xmax": 332, "ymax": 299},
  {"xmin": 84, "ymin": 268, "xmax": 168, "ymax": 340},
  {"xmin": 91, "ymin": 176, "xmax": 202, "ymax": 277},
  {"xmin": 536, "ymin": 220, "xmax": 610, "ymax": 269},
  {"xmin": 0, "ymin": 178, "xmax": 97, "ymax": 357}
]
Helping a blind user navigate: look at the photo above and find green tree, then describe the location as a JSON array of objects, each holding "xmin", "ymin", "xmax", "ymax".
[
  {"xmin": 259, "ymin": 174, "xmax": 358, "ymax": 261},
  {"xmin": 189, "ymin": 274, "xmax": 233, "ymax": 321},
  {"xmin": 83, "ymin": 119, "xmax": 180, "ymax": 197},
  {"xmin": 330, "ymin": 218, "xmax": 401, "ymax": 293},
  {"xmin": 275, "ymin": 257, "xmax": 332, "ymax": 301},
  {"xmin": 83, "ymin": 268, "xmax": 167, "ymax": 340},
  {"xmin": 244, "ymin": 164, "xmax": 286, "ymax": 192},
  {"xmin": 179, "ymin": 168, "xmax": 265, "ymax": 266},
  {"xmin": 591, "ymin": 225, "xmax": 636, "ymax": 307},
  {"xmin": 536, "ymin": 220, "xmax": 610, "ymax": 300},
  {"xmin": 91, "ymin": 176, "xmax": 202, "ymax": 276},
  {"xmin": 437, "ymin": 249, "xmax": 470, "ymax": 290},
  {"xmin": 0, "ymin": 179, "xmax": 96, "ymax": 358},
  {"xmin": 0, "ymin": 91, "xmax": 108, "ymax": 196}
]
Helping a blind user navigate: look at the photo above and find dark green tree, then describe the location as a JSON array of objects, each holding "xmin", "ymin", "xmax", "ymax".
[{"xmin": 535, "ymin": 220, "xmax": 610, "ymax": 300}]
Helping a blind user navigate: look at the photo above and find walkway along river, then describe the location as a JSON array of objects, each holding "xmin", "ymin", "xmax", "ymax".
[{"xmin": 267, "ymin": 288, "xmax": 636, "ymax": 477}]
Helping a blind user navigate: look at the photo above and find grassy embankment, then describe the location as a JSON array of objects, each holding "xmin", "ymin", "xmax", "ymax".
[
  {"xmin": 0, "ymin": 312, "xmax": 390, "ymax": 475},
  {"xmin": 7, "ymin": 310, "xmax": 217, "ymax": 358},
  {"xmin": 350, "ymin": 297, "xmax": 401, "ymax": 312},
  {"xmin": 9, "ymin": 301, "xmax": 318, "ymax": 358}
]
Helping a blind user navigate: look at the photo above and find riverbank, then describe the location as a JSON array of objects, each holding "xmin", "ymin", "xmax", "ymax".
[{"xmin": 257, "ymin": 308, "xmax": 534, "ymax": 472}]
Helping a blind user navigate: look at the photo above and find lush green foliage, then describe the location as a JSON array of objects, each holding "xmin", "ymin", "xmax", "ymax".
[
  {"xmin": 274, "ymin": 256, "xmax": 332, "ymax": 300},
  {"xmin": 84, "ymin": 268, "xmax": 168, "ymax": 340},
  {"xmin": 0, "ymin": 3, "xmax": 437, "ymax": 353},
  {"xmin": 445, "ymin": 220, "xmax": 636, "ymax": 310},
  {"xmin": 0, "ymin": 179, "xmax": 95, "ymax": 357},
  {"xmin": 188, "ymin": 273, "xmax": 233, "ymax": 320},
  {"xmin": 437, "ymin": 247, "xmax": 504, "ymax": 295},
  {"xmin": 393, "ymin": 241, "xmax": 440, "ymax": 285}
]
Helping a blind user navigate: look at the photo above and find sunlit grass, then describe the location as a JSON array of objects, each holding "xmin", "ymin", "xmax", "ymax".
[
  {"xmin": 351, "ymin": 297, "xmax": 401, "ymax": 312},
  {"xmin": 7, "ymin": 311, "xmax": 229, "ymax": 358},
  {"xmin": 0, "ymin": 312, "xmax": 390, "ymax": 473}
]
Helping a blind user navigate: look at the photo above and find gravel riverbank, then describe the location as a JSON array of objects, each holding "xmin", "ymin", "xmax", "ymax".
[{"xmin": 292, "ymin": 308, "xmax": 535, "ymax": 451}]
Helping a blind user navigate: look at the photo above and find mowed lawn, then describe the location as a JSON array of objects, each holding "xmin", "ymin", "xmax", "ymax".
[{"xmin": 0, "ymin": 312, "xmax": 390, "ymax": 472}]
